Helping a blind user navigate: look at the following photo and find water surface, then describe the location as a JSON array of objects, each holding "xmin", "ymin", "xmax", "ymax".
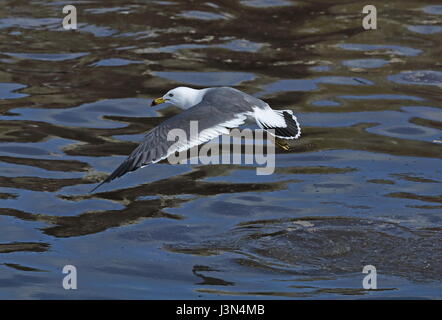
[{"xmin": 0, "ymin": 0, "xmax": 441, "ymax": 299}]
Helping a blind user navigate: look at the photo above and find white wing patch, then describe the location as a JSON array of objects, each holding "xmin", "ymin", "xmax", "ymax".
[{"xmin": 145, "ymin": 113, "xmax": 249, "ymax": 166}]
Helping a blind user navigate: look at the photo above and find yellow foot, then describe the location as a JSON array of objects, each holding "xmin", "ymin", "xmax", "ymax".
[{"xmin": 275, "ymin": 139, "xmax": 291, "ymax": 151}]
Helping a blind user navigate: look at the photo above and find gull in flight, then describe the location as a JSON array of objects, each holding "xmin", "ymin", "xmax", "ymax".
[{"xmin": 91, "ymin": 86, "xmax": 301, "ymax": 192}]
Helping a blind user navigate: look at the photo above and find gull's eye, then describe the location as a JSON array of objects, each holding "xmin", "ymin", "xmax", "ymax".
[{"xmin": 168, "ymin": 93, "xmax": 174, "ymax": 97}]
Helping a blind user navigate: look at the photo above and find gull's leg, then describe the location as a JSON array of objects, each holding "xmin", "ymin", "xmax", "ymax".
[{"xmin": 275, "ymin": 138, "xmax": 291, "ymax": 151}]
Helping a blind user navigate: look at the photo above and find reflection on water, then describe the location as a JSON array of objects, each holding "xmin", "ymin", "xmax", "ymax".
[{"xmin": 0, "ymin": 0, "xmax": 441, "ymax": 299}]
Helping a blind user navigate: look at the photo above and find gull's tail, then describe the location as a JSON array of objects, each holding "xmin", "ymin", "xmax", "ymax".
[{"xmin": 256, "ymin": 109, "xmax": 301, "ymax": 140}]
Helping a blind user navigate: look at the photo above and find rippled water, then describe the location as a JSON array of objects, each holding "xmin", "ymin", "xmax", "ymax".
[{"xmin": 0, "ymin": 0, "xmax": 441, "ymax": 299}]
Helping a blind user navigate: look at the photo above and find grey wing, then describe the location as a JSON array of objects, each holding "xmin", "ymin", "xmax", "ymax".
[{"xmin": 91, "ymin": 89, "xmax": 253, "ymax": 192}]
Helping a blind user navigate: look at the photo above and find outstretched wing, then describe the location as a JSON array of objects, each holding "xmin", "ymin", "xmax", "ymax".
[{"xmin": 91, "ymin": 88, "xmax": 254, "ymax": 192}]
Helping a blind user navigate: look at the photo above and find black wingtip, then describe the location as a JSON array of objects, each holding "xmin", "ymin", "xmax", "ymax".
[
  {"xmin": 89, "ymin": 159, "xmax": 132, "ymax": 193},
  {"xmin": 90, "ymin": 179, "xmax": 108, "ymax": 193}
]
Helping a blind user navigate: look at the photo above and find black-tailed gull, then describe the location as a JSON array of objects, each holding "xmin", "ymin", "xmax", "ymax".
[{"xmin": 91, "ymin": 86, "xmax": 301, "ymax": 192}]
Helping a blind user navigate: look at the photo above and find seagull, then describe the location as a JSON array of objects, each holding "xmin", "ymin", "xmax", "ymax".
[{"xmin": 90, "ymin": 86, "xmax": 301, "ymax": 192}]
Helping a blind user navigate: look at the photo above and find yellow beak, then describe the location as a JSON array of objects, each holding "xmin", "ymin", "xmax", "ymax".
[{"xmin": 151, "ymin": 97, "xmax": 166, "ymax": 106}]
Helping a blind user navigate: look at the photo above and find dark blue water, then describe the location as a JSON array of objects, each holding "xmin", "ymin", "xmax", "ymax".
[{"xmin": 0, "ymin": 0, "xmax": 441, "ymax": 299}]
